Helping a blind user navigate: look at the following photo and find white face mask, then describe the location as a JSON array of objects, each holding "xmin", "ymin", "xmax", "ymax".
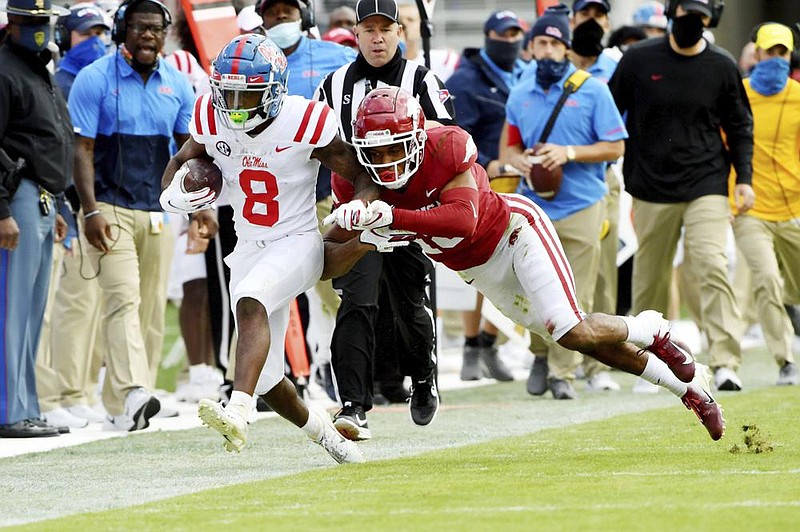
[{"xmin": 267, "ymin": 20, "xmax": 302, "ymax": 49}]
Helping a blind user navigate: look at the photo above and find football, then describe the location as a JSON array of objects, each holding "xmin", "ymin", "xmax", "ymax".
[
  {"xmin": 181, "ymin": 158, "xmax": 223, "ymax": 197},
  {"xmin": 526, "ymin": 143, "xmax": 563, "ymax": 201}
]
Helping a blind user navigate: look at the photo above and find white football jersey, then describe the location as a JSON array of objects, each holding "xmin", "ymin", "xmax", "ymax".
[{"xmin": 190, "ymin": 93, "xmax": 338, "ymax": 242}]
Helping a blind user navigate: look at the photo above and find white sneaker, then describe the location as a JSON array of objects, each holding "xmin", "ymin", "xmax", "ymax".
[
  {"xmin": 714, "ymin": 367, "xmax": 743, "ymax": 391},
  {"xmin": 310, "ymin": 409, "xmax": 365, "ymax": 464},
  {"xmin": 586, "ymin": 371, "xmax": 621, "ymax": 391},
  {"xmin": 175, "ymin": 381, "xmax": 221, "ymax": 403},
  {"xmin": 43, "ymin": 407, "xmax": 89, "ymax": 428},
  {"xmin": 66, "ymin": 404, "xmax": 106, "ymax": 423},
  {"xmin": 105, "ymin": 388, "xmax": 160, "ymax": 432},
  {"xmin": 153, "ymin": 395, "xmax": 180, "ymax": 418},
  {"xmin": 198, "ymin": 398, "xmax": 249, "ymax": 453}
]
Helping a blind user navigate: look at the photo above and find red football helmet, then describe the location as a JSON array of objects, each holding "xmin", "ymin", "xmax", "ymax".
[{"xmin": 352, "ymin": 87, "xmax": 427, "ymax": 190}]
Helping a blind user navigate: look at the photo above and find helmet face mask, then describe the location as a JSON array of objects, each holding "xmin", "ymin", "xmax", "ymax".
[
  {"xmin": 210, "ymin": 34, "xmax": 288, "ymax": 131},
  {"xmin": 352, "ymin": 87, "xmax": 427, "ymax": 190}
]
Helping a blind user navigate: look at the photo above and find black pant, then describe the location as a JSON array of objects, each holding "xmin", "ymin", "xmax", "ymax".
[{"xmin": 331, "ymin": 244, "xmax": 436, "ymax": 411}]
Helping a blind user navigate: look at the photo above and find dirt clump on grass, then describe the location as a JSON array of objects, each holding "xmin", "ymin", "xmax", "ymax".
[{"xmin": 729, "ymin": 424, "xmax": 773, "ymax": 454}]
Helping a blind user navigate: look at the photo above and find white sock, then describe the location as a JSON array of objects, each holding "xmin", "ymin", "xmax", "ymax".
[
  {"xmin": 302, "ymin": 409, "xmax": 324, "ymax": 441},
  {"xmin": 229, "ymin": 390, "xmax": 253, "ymax": 411},
  {"xmin": 640, "ymin": 354, "xmax": 688, "ymax": 397}
]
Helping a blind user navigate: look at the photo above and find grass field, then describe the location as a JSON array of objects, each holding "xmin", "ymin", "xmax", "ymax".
[{"xmin": 2, "ymin": 337, "xmax": 799, "ymax": 531}]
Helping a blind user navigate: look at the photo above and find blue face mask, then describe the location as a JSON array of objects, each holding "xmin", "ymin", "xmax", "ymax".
[
  {"xmin": 536, "ymin": 58, "xmax": 570, "ymax": 90},
  {"xmin": 16, "ymin": 23, "xmax": 51, "ymax": 52},
  {"xmin": 749, "ymin": 56, "xmax": 791, "ymax": 96},
  {"xmin": 62, "ymin": 36, "xmax": 107, "ymax": 71}
]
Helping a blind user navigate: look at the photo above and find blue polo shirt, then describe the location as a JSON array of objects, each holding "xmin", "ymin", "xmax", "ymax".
[
  {"xmin": 286, "ymin": 36, "xmax": 356, "ymax": 99},
  {"xmin": 506, "ymin": 63, "xmax": 627, "ymax": 220},
  {"xmin": 68, "ymin": 52, "xmax": 194, "ymax": 211},
  {"xmin": 586, "ymin": 50, "xmax": 619, "ymax": 84}
]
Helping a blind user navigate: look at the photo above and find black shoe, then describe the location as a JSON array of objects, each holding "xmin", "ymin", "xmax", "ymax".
[
  {"xmin": 480, "ymin": 347, "xmax": 514, "ymax": 381},
  {"xmin": 460, "ymin": 346, "xmax": 483, "ymax": 381},
  {"xmin": 409, "ymin": 377, "xmax": 439, "ymax": 426},
  {"xmin": 548, "ymin": 378, "xmax": 576, "ymax": 400},
  {"xmin": 0, "ymin": 419, "xmax": 60, "ymax": 438},
  {"xmin": 333, "ymin": 403, "xmax": 371, "ymax": 441},
  {"xmin": 527, "ymin": 356, "xmax": 549, "ymax": 396},
  {"xmin": 29, "ymin": 418, "xmax": 70, "ymax": 434}
]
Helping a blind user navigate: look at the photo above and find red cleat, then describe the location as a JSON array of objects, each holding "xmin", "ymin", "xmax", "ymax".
[
  {"xmin": 647, "ymin": 332, "xmax": 696, "ymax": 383},
  {"xmin": 681, "ymin": 364, "xmax": 725, "ymax": 441}
]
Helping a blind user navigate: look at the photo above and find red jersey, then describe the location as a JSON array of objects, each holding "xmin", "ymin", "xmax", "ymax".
[{"xmin": 332, "ymin": 126, "xmax": 510, "ymax": 271}]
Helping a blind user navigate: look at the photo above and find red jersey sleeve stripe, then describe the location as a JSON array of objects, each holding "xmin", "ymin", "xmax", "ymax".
[
  {"xmin": 293, "ymin": 102, "xmax": 316, "ymax": 143},
  {"xmin": 193, "ymin": 95, "xmax": 205, "ymax": 135},
  {"xmin": 506, "ymin": 124, "xmax": 523, "ymax": 148},
  {"xmin": 309, "ymin": 105, "xmax": 331, "ymax": 145},
  {"xmin": 185, "ymin": 51, "xmax": 193, "ymax": 74},
  {"xmin": 207, "ymin": 95, "xmax": 217, "ymax": 135}
]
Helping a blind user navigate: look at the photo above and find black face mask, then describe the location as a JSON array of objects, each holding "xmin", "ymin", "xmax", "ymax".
[
  {"xmin": 571, "ymin": 18, "xmax": 605, "ymax": 57},
  {"xmin": 536, "ymin": 58, "xmax": 570, "ymax": 90},
  {"xmin": 671, "ymin": 13, "xmax": 705, "ymax": 48},
  {"xmin": 484, "ymin": 37, "xmax": 522, "ymax": 72}
]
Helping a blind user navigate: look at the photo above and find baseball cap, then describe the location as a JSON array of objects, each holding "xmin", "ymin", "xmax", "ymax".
[
  {"xmin": 322, "ymin": 27, "xmax": 357, "ymax": 47},
  {"xmin": 355, "ymin": 0, "xmax": 398, "ymax": 24},
  {"xmin": 675, "ymin": 0, "xmax": 713, "ymax": 18},
  {"xmin": 1, "ymin": 0, "xmax": 69, "ymax": 17},
  {"xmin": 754, "ymin": 22, "xmax": 794, "ymax": 51},
  {"xmin": 64, "ymin": 4, "xmax": 109, "ymax": 33},
  {"xmin": 572, "ymin": 0, "xmax": 610, "ymax": 14},
  {"xmin": 484, "ymin": 10, "xmax": 523, "ymax": 36},
  {"xmin": 256, "ymin": 0, "xmax": 303, "ymax": 15},
  {"xmin": 632, "ymin": 1, "xmax": 668, "ymax": 29}
]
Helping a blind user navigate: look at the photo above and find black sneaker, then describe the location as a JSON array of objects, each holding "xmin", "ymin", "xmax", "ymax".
[
  {"xmin": 333, "ymin": 404, "xmax": 371, "ymax": 441},
  {"xmin": 479, "ymin": 346, "xmax": 514, "ymax": 381},
  {"xmin": 409, "ymin": 377, "xmax": 439, "ymax": 426},
  {"xmin": 527, "ymin": 356, "xmax": 548, "ymax": 396},
  {"xmin": 548, "ymin": 377, "xmax": 576, "ymax": 400},
  {"xmin": 460, "ymin": 346, "xmax": 483, "ymax": 381}
]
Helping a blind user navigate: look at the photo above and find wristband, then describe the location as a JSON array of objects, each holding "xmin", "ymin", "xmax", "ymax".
[
  {"xmin": 566, "ymin": 146, "xmax": 576, "ymax": 162},
  {"xmin": 83, "ymin": 210, "xmax": 101, "ymax": 220}
]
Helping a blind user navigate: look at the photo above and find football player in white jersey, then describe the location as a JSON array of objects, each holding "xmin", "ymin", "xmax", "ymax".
[{"xmin": 160, "ymin": 34, "xmax": 376, "ymax": 463}]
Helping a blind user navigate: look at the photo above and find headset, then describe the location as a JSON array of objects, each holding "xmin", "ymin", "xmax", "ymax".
[
  {"xmin": 254, "ymin": 0, "xmax": 316, "ymax": 32},
  {"xmin": 54, "ymin": 10, "xmax": 71, "ymax": 53},
  {"xmin": 111, "ymin": 0, "xmax": 172, "ymax": 45},
  {"xmin": 664, "ymin": 0, "xmax": 724, "ymax": 29}
]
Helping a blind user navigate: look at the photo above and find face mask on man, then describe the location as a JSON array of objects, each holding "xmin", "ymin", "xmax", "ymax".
[
  {"xmin": 671, "ymin": 13, "xmax": 704, "ymax": 49},
  {"xmin": 268, "ymin": 20, "xmax": 302, "ymax": 49},
  {"xmin": 749, "ymin": 56, "xmax": 791, "ymax": 96},
  {"xmin": 536, "ymin": 58, "xmax": 570, "ymax": 90},
  {"xmin": 571, "ymin": 18, "xmax": 605, "ymax": 57},
  {"xmin": 15, "ymin": 22, "xmax": 52, "ymax": 52},
  {"xmin": 484, "ymin": 37, "xmax": 522, "ymax": 72}
]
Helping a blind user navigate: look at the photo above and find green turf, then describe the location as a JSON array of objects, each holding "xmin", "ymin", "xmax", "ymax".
[{"xmin": 11, "ymin": 386, "xmax": 799, "ymax": 532}]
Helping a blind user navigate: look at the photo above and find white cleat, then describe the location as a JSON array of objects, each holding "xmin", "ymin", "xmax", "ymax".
[
  {"xmin": 198, "ymin": 398, "xmax": 248, "ymax": 453},
  {"xmin": 310, "ymin": 409, "xmax": 365, "ymax": 464}
]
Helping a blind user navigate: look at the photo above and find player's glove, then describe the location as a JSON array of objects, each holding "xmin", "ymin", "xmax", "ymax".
[
  {"xmin": 355, "ymin": 200, "xmax": 393, "ymax": 230},
  {"xmin": 160, "ymin": 166, "xmax": 217, "ymax": 214},
  {"xmin": 322, "ymin": 199, "xmax": 368, "ymax": 230},
  {"xmin": 359, "ymin": 226, "xmax": 415, "ymax": 252}
]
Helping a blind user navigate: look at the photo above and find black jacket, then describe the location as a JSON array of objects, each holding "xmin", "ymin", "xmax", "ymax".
[{"xmin": 0, "ymin": 39, "xmax": 73, "ymax": 218}]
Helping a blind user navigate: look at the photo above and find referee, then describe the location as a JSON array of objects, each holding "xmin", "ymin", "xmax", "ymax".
[{"xmin": 315, "ymin": 0, "xmax": 455, "ymax": 440}]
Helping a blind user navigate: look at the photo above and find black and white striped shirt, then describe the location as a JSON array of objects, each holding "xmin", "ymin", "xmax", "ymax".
[{"xmin": 315, "ymin": 49, "xmax": 456, "ymax": 143}]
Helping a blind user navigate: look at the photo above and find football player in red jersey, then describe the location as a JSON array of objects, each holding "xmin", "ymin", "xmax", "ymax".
[{"xmin": 323, "ymin": 86, "xmax": 726, "ymax": 441}]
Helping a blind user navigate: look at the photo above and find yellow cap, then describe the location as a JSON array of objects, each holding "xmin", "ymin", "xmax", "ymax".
[{"xmin": 754, "ymin": 23, "xmax": 794, "ymax": 51}]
